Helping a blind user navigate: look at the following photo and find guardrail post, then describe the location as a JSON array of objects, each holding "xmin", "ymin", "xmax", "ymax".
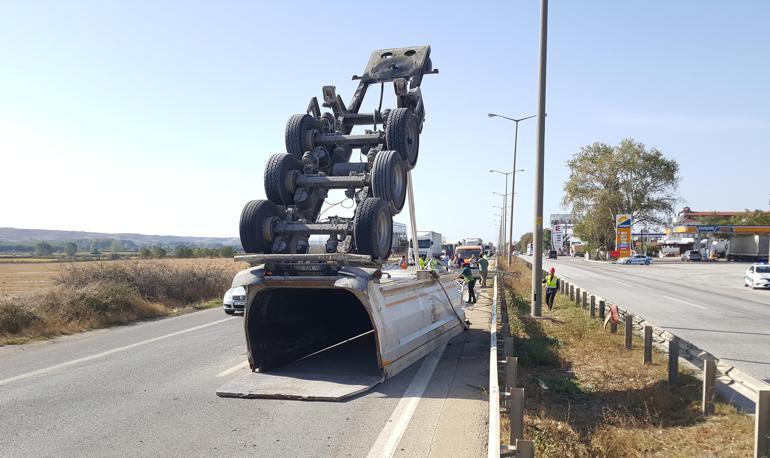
[
  {"xmin": 575, "ymin": 287, "xmax": 581, "ymax": 306},
  {"xmin": 756, "ymin": 389, "xmax": 770, "ymax": 458},
  {"xmin": 509, "ymin": 388, "xmax": 524, "ymax": 442},
  {"xmin": 559, "ymin": 280, "xmax": 564, "ymax": 295},
  {"xmin": 504, "ymin": 336, "xmax": 514, "ymax": 358},
  {"xmin": 590, "ymin": 295, "xmax": 596, "ymax": 318},
  {"xmin": 643, "ymin": 326, "xmax": 653, "ymax": 364},
  {"xmin": 625, "ymin": 315, "xmax": 633, "ymax": 349},
  {"xmin": 582, "ymin": 291, "xmax": 588, "ymax": 310},
  {"xmin": 668, "ymin": 338, "xmax": 679, "ymax": 386},
  {"xmin": 599, "ymin": 300, "xmax": 605, "ymax": 320},
  {"xmin": 702, "ymin": 359, "xmax": 716, "ymax": 415},
  {"xmin": 506, "ymin": 356, "xmax": 518, "ymax": 392},
  {"xmin": 569, "ymin": 284, "xmax": 574, "ymax": 301}
]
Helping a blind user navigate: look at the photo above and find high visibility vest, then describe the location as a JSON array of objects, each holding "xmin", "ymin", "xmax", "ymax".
[
  {"xmin": 545, "ymin": 275, "xmax": 558, "ymax": 288},
  {"xmin": 418, "ymin": 257, "xmax": 426, "ymax": 269},
  {"xmin": 399, "ymin": 258, "xmax": 408, "ymax": 269}
]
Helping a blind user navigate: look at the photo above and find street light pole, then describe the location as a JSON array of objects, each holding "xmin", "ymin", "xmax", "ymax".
[
  {"xmin": 493, "ymin": 191, "xmax": 508, "ymax": 246},
  {"xmin": 490, "ymin": 169, "xmax": 513, "ymax": 255},
  {"xmin": 531, "ymin": 0, "xmax": 549, "ymax": 317},
  {"xmin": 488, "ymin": 118, "xmax": 535, "ymax": 265}
]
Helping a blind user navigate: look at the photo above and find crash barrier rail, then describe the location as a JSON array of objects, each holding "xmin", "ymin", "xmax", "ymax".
[
  {"xmin": 488, "ymin": 274, "xmax": 534, "ymax": 458},
  {"xmin": 520, "ymin": 257, "xmax": 770, "ymax": 457}
]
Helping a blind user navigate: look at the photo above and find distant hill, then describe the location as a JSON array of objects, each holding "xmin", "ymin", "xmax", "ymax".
[{"xmin": 0, "ymin": 227, "xmax": 240, "ymax": 248}]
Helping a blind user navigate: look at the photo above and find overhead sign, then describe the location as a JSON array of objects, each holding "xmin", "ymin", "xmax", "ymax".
[
  {"xmin": 615, "ymin": 214, "xmax": 632, "ymax": 258},
  {"xmin": 550, "ymin": 214, "xmax": 573, "ymax": 226},
  {"xmin": 552, "ymin": 224, "xmax": 564, "ymax": 251}
]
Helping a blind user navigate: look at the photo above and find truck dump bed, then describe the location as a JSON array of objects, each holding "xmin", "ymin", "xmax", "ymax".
[{"xmin": 216, "ymin": 254, "xmax": 466, "ymax": 401}]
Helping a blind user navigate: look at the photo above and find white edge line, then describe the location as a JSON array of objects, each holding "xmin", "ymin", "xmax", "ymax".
[
  {"xmin": 0, "ymin": 317, "xmax": 234, "ymax": 387},
  {"xmin": 217, "ymin": 360, "xmax": 250, "ymax": 378},
  {"xmin": 366, "ymin": 342, "xmax": 448, "ymax": 458},
  {"xmin": 662, "ymin": 295, "xmax": 708, "ymax": 310}
]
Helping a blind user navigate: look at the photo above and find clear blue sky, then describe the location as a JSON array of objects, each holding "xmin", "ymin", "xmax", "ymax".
[{"xmin": 1, "ymin": 1, "xmax": 768, "ymax": 244}]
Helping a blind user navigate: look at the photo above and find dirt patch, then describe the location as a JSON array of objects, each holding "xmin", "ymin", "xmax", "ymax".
[{"xmin": 498, "ymin": 258, "xmax": 754, "ymax": 457}]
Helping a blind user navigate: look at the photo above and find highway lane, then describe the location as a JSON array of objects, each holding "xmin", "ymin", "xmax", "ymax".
[
  {"xmin": 0, "ymin": 298, "xmax": 489, "ymax": 456},
  {"xmin": 529, "ymin": 255, "xmax": 770, "ymax": 382}
]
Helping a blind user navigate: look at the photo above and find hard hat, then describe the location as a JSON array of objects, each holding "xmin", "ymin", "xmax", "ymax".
[{"xmin": 549, "ymin": 267, "xmax": 555, "ymax": 273}]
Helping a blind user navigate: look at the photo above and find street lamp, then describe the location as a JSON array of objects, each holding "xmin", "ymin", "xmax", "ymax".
[
  {"xmin": 490, "ymin": 170, "xmax": 513, "ymax": 257},
  {"xmin": 489, "ymin": 113, "xmax": 536, "ymax": 265}
]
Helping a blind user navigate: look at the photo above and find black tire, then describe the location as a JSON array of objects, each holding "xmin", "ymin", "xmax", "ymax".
[
  {"xmin": 224, "ymin": 309, "xmax": 235, "ymax": 315},
  {"xmin": 285, "ymin": 114, "xmax": 317, "ymax": 159},
  {"xmin": 371, "ymin": 150, "xmax": 407, "ymax": 213},
  {"xmin": 353, "ymin": 198, "xmax": 392, "ymax": 261},
  {"xmin": 239, "ymin": 200, "xmax": 281, "ymax": 253},
  {"xmin": 385, "ymin": 108, "xmax": 419, "ymax": 169},
  {"xmin": 264, "ymin": 153, "xmax": 300, "ymax": 205}
]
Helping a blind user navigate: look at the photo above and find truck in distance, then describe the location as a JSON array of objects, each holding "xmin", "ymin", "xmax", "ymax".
[
  {"xmin": 727, "ymin": 235, "xmax": 770, "ymax": 262},
  {"xmin": 410, "ymin": 230, "xmax": 442, "ymax": 260}
]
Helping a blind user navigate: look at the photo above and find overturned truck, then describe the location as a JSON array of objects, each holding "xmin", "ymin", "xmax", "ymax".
[{"xmin": 217, "ymin": 46, "xmax": 467, "ymax": 401}]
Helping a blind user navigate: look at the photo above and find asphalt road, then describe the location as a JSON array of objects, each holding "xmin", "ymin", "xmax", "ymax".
[
  {"xmin": 528, "ymin": 255, "xmax": 770, "ymax": 382},
  {"xmin": 0, "ymin": 292, "xmax": 491, "ymax": 457}
]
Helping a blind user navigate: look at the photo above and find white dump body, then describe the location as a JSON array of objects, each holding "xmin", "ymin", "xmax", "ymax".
[{"xmin": 217, "ymin": 254, "xmax": 465, "ymax": 400}]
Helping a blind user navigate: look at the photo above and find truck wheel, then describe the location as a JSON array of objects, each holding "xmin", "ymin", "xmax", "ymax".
[
  {"xmin": 371, "ymin": 150, "xmax": 407, "ymax": 213},
  {"xmin": 385, "ymin": 108, "xmax": 419, "ymax": 169},
  {"xmin": 239, "ymin": 200, "xmax": 281, "ymax": 254},
  {"xmin": 285, "ymin": 114, "xmax": 318, "ymax": 159},
  {"xmin": 353, "ymin": 198, "xmax": 392, "ymax": 261},
  {"xmin": 264, "ymin": 153, "xmax": 300, "ymax": 205}
]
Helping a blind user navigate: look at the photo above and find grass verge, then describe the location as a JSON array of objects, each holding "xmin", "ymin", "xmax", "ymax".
[
  {"xmin": 0, "ymin": 259, "xmax": 245, "ymax": 345},
  {"xmin": 499, "ymin": 258, "xmax": 754, "ymax": 457}
]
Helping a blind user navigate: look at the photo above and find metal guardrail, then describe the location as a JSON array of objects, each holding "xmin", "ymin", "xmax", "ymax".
[
  {"xmin": 519, "ymin": 256, "xmax": 770, "ymax": 457},
  {"xmin": 488, "ymin": 275, "xmax": 501, "ymax": 458},
  {"xmin": 488, "ymin": 272, "xmax": 535, "ymax": 458}
]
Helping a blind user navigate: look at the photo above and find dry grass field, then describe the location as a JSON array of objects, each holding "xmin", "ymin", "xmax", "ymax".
[
  {"xmin": 0, "ymin": 258, "xmax": 248, "ymax": 345},
  {"xmin": 0, "ymin": 262, "xmax": 63, "ymax": 295}
]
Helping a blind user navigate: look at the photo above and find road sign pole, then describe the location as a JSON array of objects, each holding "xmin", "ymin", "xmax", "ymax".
[{"xmin": 530, "ymin": 0, "xmax": 549, "ymax": 318}]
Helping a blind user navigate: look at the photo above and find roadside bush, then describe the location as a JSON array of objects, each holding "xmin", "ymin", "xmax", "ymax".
[
  {"xmin": 40, "ymin": 282, "xmax": 166, "ymax": 326},
  {"xmin": 57, "ymin": 260, "xmax": 236, "ymax": 305},
  {"xmin": 0, "ymin": 299, "xmax": 39, "ymax": 335}
]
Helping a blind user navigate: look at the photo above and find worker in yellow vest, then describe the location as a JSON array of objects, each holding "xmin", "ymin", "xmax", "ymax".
[{"xmin": 542, "ymin": 267, "xmax": 559, "ymax": 311}]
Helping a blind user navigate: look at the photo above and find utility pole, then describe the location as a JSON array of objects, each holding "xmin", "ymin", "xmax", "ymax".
[{"xmin": 531, "ymin": 0, "xmax": 549, "ymax": 318}]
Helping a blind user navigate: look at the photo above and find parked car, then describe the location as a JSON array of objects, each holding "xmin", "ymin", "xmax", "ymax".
[
  {"xmin": 617, "ymin": 254, "xmax": 652, "ymax": 265},
  {"xmin": 547, "ymin": 250, "xmax": 558, "ymax": 259},
  {"xmin": 744, "ymin": 264, "xmax": 770, "ymax": 289},
  {"xmin": 223, "ymin": 286, "xmax": 246, "ymax": 315},
  {"xmin": 681, "ymin": 250, "xmax": 702, "ymax": 262}
]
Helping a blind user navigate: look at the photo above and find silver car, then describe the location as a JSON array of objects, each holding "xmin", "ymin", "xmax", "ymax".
[
  {"xmin": 223, "ymin": 286, "xmax": 247, "ymax": 315},
  {"xmin": 618, "ymin": 254, "xmax": 652, "ymax": 265}
]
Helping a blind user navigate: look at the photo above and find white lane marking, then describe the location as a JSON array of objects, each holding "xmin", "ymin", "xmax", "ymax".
[
  {"xmin": 217, "ymin": 360, "xmax": 249, "ymax": 377},
  {"xmin": 662, "ymin": 295, "xmax": 708, "ymax": 310},
  {"xmin": 366, "ymin": 343, "xmax": 447, "ymax": 458},
  {"xmin": 0, "ymin": 317, "xmax": 234, "ymax": 387},
  {"xmin": 613, "ymin": 279, "xmax": 635, "ymax": 288}
]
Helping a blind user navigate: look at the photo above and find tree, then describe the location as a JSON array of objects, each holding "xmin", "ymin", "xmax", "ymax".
[
  {"xmin": 218, "ymin": 246, "xmax": 236, "ymax": 258},
  {"xmin": 35, "ymin": 242, "xmax": 54, "ymax": 257},
  {"xmin": 517, "ymin": 232, "xmax": 533, "ymax": 252},
  {"xmin": 139, "ymin": 247, "xmax": 152, "ymax": 258},
  {"xmin": 110, "ymin": 239, "xmax": 122, "ymax": 253},
  {"xmin": 174, "ymin": 246, "xmax": 194, "ymax": 258},
  {"xmin": 563, "ymin": 139, "xmax": 680, "ymax": 252},
  {"xmin": 64, "ymin": 242, "xmax": 78, "ymax": 257},
  {"xmin": 151, "ymin": 246, "xmax": 167, "ymax": 258}
]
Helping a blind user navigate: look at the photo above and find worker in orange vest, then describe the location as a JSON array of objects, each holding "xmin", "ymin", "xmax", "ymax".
[{"xmin": 399, "ymin": 255, "xmax": 408, "ymax": 269}]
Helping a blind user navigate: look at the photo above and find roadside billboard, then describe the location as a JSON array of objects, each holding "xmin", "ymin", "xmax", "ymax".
[
  {"xmin": 552, "ymin": 224, "xmax": 564, "ymax": 252},
  {"xmin": 615, "ymin": 214, "xmax": 632, "ymax": 258}
]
